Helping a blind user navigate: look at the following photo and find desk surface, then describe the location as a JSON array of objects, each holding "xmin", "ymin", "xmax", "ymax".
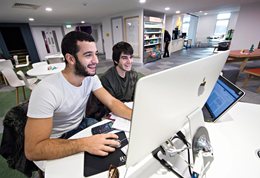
[
  {"xmin": 27, "ymin": 63, "xmax": 65, "ymax": 78},
  {"xmin": 228, "ymin": 49, "xmax": 260, "ymax": 60},
  {"xmin": 45, "ymin": 102, "xmax": 260, "ymax": 178}
]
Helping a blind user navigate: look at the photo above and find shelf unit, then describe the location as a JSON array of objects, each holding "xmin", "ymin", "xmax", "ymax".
[{"xmin": 143, "ymin": 17, "xmax": 163, "ymax": 64}]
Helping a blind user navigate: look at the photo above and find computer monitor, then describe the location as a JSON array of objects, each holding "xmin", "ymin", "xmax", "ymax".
[{"xmin": 126, "ymin": 51, "xmax": 229, "ymax": 168}]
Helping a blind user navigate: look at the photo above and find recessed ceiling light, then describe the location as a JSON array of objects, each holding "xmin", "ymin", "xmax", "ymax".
[
  {"xmin": 199, "ymin": 11, "xmax": 203, "ymax": 13},
  {"xmin": 81, "ymin": 21, "xmax": 85, "ymax": 24},
  {"xmin": 139, "ymin": 0, "xmax": 146, "ymax": 3},
  {"xmin": 176, "ymin": 10, "xmax": 180, "ymax": 14},
  {"xmin": 28, "ymin": 18, "xmax": 34, "ymax": 21},
  {"xmin": 45, "ymin": 7, "xmax": 52, "ymax": 12},
  {"xmin": 204, "ymin": 12, "xmax": 208, "ymax": 15},
  {"xmin": 165, "ymin": 7, "xmax": 170, "ymax": 11},
  {"xmin": 66, "ymin": 24, "xmax": 72, "ymax": 29}
]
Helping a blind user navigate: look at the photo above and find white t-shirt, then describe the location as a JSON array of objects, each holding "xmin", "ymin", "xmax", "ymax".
[{"xmin": 27, "ymin": 72, "xmax": 102, "ymax": 138}]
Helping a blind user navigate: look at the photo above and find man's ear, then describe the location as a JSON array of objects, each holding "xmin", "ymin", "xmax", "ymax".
[{"xmin": 65, "ymin": 53, "xmax": 75, "ymax": 65}]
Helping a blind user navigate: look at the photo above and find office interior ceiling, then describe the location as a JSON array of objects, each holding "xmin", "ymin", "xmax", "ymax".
[{"xmin": 0, "ymin": 0, "xmax": 259, "ymax": 25}]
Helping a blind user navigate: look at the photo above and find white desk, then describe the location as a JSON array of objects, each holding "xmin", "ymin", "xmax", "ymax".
[
  {"xmin": 170, "ymin": 39, "xmax": 184, "ymax": 53},
  {"xmin": 45, "ymin": 102, "xmax": 260, "ymax": 178},
  {"xmin": 27, "ymin": 63, "xmax": 65, "ymax": 79}
]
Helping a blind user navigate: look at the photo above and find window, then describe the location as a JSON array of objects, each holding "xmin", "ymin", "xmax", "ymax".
[
  {"xmin": 214, "ymin": 13, "xmax": 231, "ymax": 36},
  {"xmin": 182, "ymin": 15, "xmax": 190, "ymax": 36}
]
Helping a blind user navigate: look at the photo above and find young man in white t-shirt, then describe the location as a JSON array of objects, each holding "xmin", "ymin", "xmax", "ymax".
[{"xmin": 24, "ymin": 31, "xmax": 132, "ymax": 162}]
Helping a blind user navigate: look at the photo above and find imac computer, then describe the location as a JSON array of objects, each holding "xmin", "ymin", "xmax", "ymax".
[{"xmin": 126, "ymin": 51, "xmax": 229, "ymax": 171}]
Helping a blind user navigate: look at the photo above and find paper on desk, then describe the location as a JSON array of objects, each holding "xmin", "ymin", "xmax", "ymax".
[
  {"xmin": 110, "ymin": 102, "xmax": 133, "ymax": 132},
  {"xmin": 111, "ymin": 114, "xmax": 131, "ymax": 132}
]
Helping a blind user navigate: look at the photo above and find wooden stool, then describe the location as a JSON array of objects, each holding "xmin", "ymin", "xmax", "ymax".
[{"xmin": 243, "ymin": 68, "xmax": 260, "ymax": 93}]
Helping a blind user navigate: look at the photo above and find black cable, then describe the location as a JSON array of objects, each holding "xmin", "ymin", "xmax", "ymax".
[
  {"xmin": 152, "ymin": 147, "xmax": 184, "ymax": 178},
  {"xmin": 176, "ymin": 131, "xmax": 193, "ymax": 177},
  {"xmin": 152, "ymin": 131, "xmax": 193, "ymax": 178}
]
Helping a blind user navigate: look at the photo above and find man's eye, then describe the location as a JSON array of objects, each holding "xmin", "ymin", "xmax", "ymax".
[{"xmin": 85, "ymin": 54, "xmax": 92, "ymax": 57}]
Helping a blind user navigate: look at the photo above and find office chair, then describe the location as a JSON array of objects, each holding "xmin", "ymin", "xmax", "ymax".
[
  {"xmin": 0, "ymin": 60, "xmax": 14, "ymax": 85},
  {"xmin": 0, "ymin": 102, "xmax": 40, "ymax": 177},
  {"xmin": 213, "ymin": 42, "xmax": 230, "ymax": 53},
  {"xmin": 17, "ymin": 70, "xmax": 38, "ymax": 91},
  {"xmin": 15, "ymin": 55, "xmax": 30, "ymax": 68},
  {"xmin": 217, "ymin": 42, "xmax": 230, "ymax": 51},
  {"xmin": 1, "ymin": 68, "xmax": 27, "ymax": 104}
]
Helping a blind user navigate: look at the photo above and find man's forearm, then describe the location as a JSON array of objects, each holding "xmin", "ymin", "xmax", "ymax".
[
  {"xmin": 26, "ymin": 138, "xmax": 84, "ymax": 161},
  {"xmin": 110, "ymin": 99, "xmax": 132, "ymax": 120}
]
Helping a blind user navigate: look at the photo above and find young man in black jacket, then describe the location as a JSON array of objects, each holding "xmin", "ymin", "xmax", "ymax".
[{"xmin": 86, "ymin": 41, "xmax": 139, "ymax": 120}]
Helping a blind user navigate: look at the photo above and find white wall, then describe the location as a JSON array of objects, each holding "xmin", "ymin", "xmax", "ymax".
[
  {"xmin": 30, "ymin": 26, "xmax": 63, "ymax": 61},
  {"xmin": 230, "ymin": 2, "xmax": 260, "ymax": 50},
  {"xmin": 195, "ymin": 11, "xmax": 239, "ymax": 44},
  {"xmin": 196, "ymin": 15, "xmax": 216, "ymax": 43},
  {"xmin": 92, "ymin": 24, "xmax": 104, "ymax": 54},
  {"xmin": 102, "ymin": 9, "xmax": 143, "ymax": 63},
  {"xmin": 165, "ymin": 15, "xmax": 174, "ymax": 35},
  {"xmin": 62, "ymin": 24, "xmax": 104, "ymax": 54},
  {"xmin": 228, "ymin": 11, "xmax": 239, "ymax": 30},
  {"xmin": 188, "ymin": 15, "xmax": 199, "ymax": 46}
]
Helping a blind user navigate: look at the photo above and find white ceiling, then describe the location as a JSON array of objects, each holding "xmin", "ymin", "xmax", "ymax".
[{"xmin": 0, "ymin": 0, "xmax": 259, "ymax": 25}]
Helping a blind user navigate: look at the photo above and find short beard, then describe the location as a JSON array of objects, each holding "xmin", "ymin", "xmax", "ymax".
[{"xmin": 74, "ymin": 55, "xmax": 95, "ymax": 77}]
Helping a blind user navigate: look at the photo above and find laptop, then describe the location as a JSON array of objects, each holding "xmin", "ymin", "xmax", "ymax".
[{"xmin": 203, "ymin": 75, "xmax": 245, "ymax": 122}]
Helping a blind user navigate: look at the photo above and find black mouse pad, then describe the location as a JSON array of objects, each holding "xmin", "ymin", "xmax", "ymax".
[{"xmin": 83, "ymin": 131, "xmax": 128, "ymax": 177}]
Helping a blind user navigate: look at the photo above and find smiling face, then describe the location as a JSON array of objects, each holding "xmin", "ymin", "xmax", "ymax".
[
  {"xmin": 116, "ymin": 53, "xmax": 133, "ymax": 72},
  {"xmin": 73, "ymin": 41, "xmax": 99, "ymax": 77}
]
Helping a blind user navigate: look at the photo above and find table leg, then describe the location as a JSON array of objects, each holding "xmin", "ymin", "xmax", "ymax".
[
  {"xmin": 239, "ymin": 58, "xmax": 249, "ymax": 72},
  {"xmin": 22, "ymin": 86, "xmax": 26, "ymax": 100},
  {"xmin": 257, "ymin": 86, "xmax": 260, "ymax": 93},
  {"xmin": 16, "ymin": 87, "xmax": 19, "ymax": 105},
  {"xmin": 243, "ymin": 74, "xmax": 250, "ymax": 87}
]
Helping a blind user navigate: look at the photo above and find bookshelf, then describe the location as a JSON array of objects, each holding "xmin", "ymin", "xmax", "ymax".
[{"xmin": 143, "ymin": 17, "xmax": 163, "ymax": 63}]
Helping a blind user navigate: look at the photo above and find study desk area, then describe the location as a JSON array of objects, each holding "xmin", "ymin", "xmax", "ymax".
[
  {"xmin": 45, "ymin": 102, "xmax": 260, "ymax": 178},
  {"xmin": 42, "ymin": 52, "xmax": 259, "ymax": 178}
]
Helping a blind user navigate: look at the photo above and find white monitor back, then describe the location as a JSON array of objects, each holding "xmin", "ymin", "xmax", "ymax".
[{"xmin": 126, "ymin": 51, "xmax": 229, "ymax": 168}]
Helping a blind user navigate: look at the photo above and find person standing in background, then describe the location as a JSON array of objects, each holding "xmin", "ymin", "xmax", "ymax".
[{"xmin": 163, "ymin": 30, "xmax": 171, "ymax": 58}]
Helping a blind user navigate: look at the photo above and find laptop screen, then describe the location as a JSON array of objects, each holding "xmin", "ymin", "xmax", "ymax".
[{"xmin": 205, "ymin": 75, "xmax": 244, "ymax": 122}]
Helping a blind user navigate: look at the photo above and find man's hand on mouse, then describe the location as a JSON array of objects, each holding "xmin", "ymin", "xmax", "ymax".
[{"xmin": 82, "ymin": 133, "xmax": 121, "ymax": 156}]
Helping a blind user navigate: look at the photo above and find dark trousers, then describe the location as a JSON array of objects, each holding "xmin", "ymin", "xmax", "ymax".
[
  {"xmin": 60, "ymin": 117, "xmax": 98, "ymax": 139},
  {"xmin": 163, "ymin": 42, "xmax": 170, "ymax": 57}
]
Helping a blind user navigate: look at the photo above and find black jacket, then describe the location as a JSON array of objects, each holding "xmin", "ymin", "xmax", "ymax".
[
  {"xmin": 85, "ymin": 67, "xmax": 139, "ymax": 120},
  {"xmin": 0, "ymin": 102, "xmax": 38, "ymax": 177},
  {"xmin": 164, "ymin": 30, "xmax": 171, "ymax": 43}
]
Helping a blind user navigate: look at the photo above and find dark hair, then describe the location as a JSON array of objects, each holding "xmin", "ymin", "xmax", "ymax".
[
  {"xmin": 112, "ymin": 41, "xmax": 133, "ymax": 66},
  {"xmin": 61, "ymin": 31, "xmax": 95, "ymax": 63}
]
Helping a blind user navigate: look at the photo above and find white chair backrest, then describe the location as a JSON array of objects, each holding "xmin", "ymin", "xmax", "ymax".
[
  {"xmin": 1, "ymin": 68, "xmax": 24, "ymax": 87},
  {"xmin": 32, "ymin": 61, "xmax": 48, "ymax": 68},
  {"xmin": 0, "ymin": 60, "xmax": 14, "ymax": 71},
  {"xmin": 17, "ymin": 70, "xmax": 30, "ymax": 87},
  {"xmin": 25, "ymin": 55, "xmax": 30, "ymax": 64},
  {"xmin": 15, "ymin": 55, "xmax": 30, "ymax": 68},
  {"xmin": 13, "ymin": 55, "xmax": 19, "ymax": 65}
]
